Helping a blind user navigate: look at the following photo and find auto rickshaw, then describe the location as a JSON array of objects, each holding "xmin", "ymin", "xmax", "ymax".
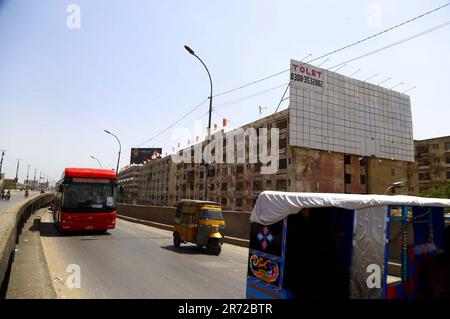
[
  {"xmin": 246, "ymin": 191, "xmax": 450, "ymax": 299},
  {"xmin": 173, "ymin": 200, "xmax": 225, "ymax": 255}
]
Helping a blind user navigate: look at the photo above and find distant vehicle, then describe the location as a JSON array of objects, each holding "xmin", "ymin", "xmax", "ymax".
[
  {"xmin": 40, "ymin": 189, "xmax": 45, "ymax": 194},
  {"xmin": 173, "ymin": 200, "xmax": 224, "ymax": 255},
  {"xmin": 25, "ymin": 189, "xmax": 29, "ymax": 197},
  {"xmin": 53, "ymin": 168, "xmax": 117, "ymax": 233}
]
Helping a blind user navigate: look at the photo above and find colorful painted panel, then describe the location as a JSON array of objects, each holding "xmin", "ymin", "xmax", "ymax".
[
  {"xmin": 249, "ymin": 221, "xmax": 283, "ymax": 256},
  {"xmin": 248, "ymin": 254, "xmax": 281, "ymax": 286}
]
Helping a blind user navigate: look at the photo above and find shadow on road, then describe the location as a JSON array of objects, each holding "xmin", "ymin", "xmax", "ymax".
[
  {"xmin": 39, "ymin": 218, "xmax": 112, "ymax": 238},
  {"xmin": 160, "ymin": 244, "xmax": 210, "ymax": 255}
]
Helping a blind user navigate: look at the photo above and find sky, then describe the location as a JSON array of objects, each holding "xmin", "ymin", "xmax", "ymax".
[{"xmin": 0, "ymin": 0, "xmax": 449, "ymax": 183}]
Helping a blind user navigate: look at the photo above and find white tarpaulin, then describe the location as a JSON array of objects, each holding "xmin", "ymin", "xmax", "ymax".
[{"xmin": 250, "ymin": 191, "xmax": 450, "ymax": 225}]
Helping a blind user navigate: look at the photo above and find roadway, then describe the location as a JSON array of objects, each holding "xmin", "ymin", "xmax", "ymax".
[
  {"xmin": 39, "ymin": 211, "xmax": 248, "ymax": 299},
  {"xmin": 0, "ymin": 191, "xmax": 41, "ymax": 213}
]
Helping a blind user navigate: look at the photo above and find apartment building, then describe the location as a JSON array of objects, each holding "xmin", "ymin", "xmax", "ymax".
[
  {"xmin": 137, "ymin": 155, "xmax": 177, "ymax": 206},
  {"xmin": 117, "ymin": 164, "xmax": 142, "ymax": 204},
  {"xmin": 413, "ymin": 136, "xmax": 450, "ymax": 193}
]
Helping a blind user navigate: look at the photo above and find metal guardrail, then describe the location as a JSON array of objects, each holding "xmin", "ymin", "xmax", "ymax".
[{"xmin": 0, "ymin": 193, "xmax": 54, "ymax": 297}]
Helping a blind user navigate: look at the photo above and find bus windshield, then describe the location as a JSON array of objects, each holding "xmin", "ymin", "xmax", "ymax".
[{"xmin": 63, "ymin": 183, "xmax": 115, "ymax": 212}]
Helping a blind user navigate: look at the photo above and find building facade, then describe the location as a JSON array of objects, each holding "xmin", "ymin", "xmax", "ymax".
[
  {"xmin": 137, "ymin": 156, "xmax": 176, "ymax": 206},
  {"xmin": 174, "ymin": 108, "xmax": 411, "ymax": 211},
  {"xmin": 125, "ymin": 61, "xmax": 416, "ymax": 211},
  {"xmin": 413, "ymin": 136, "xmax": 450, "ymax": 193},
  {"xmin": 117, "ymin": 164, "xmax": 142, "ymax": 204}
]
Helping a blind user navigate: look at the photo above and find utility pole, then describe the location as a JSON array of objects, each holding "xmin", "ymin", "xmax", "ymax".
[
  {"xmin": 104, "ymin": 130, "xmax": 121, "ymax": 173},
  {"xmin": 33, "ymin": 169, "xmax": 37, "ymax": 190},
  {"xmin": 0, "ymin": 150, "xmax": 6, "ymax": 179},
  {"xmin": 15, "ymin": 159, "xmax": 21, "ymax": 183},
  {"xmin": 184, "ymin": 45, "xmax": 213, "ymax": 200},
  {"xmin": 26, "ymin": 164, "xmax": 30, "ymax": 188}
]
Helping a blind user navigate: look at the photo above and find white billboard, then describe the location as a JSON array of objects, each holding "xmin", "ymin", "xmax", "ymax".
[{"xmin": 289, "ymin": 59, "xmax": 414, "ymax": 162}]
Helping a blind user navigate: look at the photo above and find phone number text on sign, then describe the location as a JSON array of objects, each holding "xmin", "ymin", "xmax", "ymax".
[{"xmin": 290, "ymin": 73, "xmax": 324, "ymax": 88}]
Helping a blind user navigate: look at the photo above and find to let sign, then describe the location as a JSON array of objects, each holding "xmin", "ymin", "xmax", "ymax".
[{"xmin": 290, "ymin": 59, "xmax": 325, "ymax": 92}]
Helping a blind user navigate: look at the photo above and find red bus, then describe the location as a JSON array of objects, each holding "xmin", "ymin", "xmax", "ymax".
[{"xmin": 53, "ymin": 168, "xmax": 117, "ymax": 232}]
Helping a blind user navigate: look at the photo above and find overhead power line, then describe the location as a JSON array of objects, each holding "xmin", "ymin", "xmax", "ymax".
[
  {"xmin": 132, "ymin": 4, "xmax": 450, "ymax": 151},
  {"xmin": 328, "ymin": 20, "xmax": 450, "ymax": 70},
  {"xmin": 135, "ymin": 98, "xmax": 209, "ymax": 147},
  {"xmin": 212, "ymin": 3, "xmax": 450, "ymax": 97}
]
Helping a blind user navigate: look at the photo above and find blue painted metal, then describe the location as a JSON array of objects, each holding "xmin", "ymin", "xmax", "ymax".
[{"xmin": 401, "ymin": 205, "xmax": 408, "ymax": 282}]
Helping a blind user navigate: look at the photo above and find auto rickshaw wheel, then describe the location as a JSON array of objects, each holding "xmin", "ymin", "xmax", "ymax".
[
  {"xmin": 173, "ymin": 232, "xmax": 181, "ymax": 248},
  {"xmin": 207, "ymin": 239, "xmax": 221, "ymax": 255}
]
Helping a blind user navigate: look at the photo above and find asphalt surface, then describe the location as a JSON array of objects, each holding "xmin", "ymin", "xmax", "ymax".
[
  {"xmin": 39, "ymin": 211, "xmax": 248, "ymax": 299},
  {"xmin": 0, "ymin": 191, "xmax": 40, "ymax": 212}
]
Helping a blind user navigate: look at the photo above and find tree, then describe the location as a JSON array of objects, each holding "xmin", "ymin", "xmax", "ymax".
[
  {"xmin": 420, "ymin": 183, "xmax": 450, "ymax": 199},
  {"xmin": 420, "ymin": 184, "xmax": 450, "ymax": 213}
]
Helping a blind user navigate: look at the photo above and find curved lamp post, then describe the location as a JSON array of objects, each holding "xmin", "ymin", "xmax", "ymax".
[
  {"xmin": 90, "ymin": 155, "xmax": 102, "ymax": 168},
  {"xmin": 384, "ymin": 181, "xmax": 405, "ymax": 194},
  {"xmin": 104, "ymin": 130, "xmax": 121, "ymax": 173},
  {"xmin": 184, "ymin": 45, "xmax": 213, "ymax": 200}
]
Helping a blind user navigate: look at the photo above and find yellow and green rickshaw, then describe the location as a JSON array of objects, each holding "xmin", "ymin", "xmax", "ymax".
[{"xmin": 173, "ymin": 200, "xmax": 225, "ymax": 255}]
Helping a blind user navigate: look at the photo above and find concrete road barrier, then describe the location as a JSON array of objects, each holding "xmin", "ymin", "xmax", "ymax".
[
  {"xmin": 116, "ymin": 204, "xmax": 251, "ymax": 247},
  {"xmin": 0, "ymin": 193, "xmax": 54, "ymax": 296}
]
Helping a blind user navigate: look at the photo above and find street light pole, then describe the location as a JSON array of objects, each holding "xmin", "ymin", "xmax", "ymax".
[
  {"xmin": 15, "ymin": 159, "xmax": 21, "ymax": 183},
  {"xmin": 0, "ymin": 150, "xmax": 6, "ymax": 179},
  {"xmin": 384, "ymin": 181, "xmax": 405, "ymax": 195},
  {"xmin": 184, "ymin": 45, "xmax": 213, "ymax": 200},
  {"xmin": 90, "ymin": 155, "xmax": 102, "ymax": 168},
  {"xmin": 26, "ymin": 164, "xmax": 30, "ymax": 188},
  {"xmin": 104, "ymin": 130, "xmax": 121, "ymax": 173}
]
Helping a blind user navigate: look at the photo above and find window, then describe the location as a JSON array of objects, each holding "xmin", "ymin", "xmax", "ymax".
[
  {"xmin": 253, "ymin": 181, "xmax": 263, "ymax": 191},
  {"xmin": 235, "ymin": 182, "xmax": 243, "ymax": 191},
  {"xmin": 279, "ymin": 158, "xmax": 287, "ymax": 170},
  {"xmin": 447, "ymin": 157, "xmax": 450, "ymax": 164},
  {"xmin": 417, "ymin": 145, "xmax": 428, "ymax": 156},
  {"xmin": 447, "ymin": 171, "xmax": 450, "ymax": 179},
  {"xmin": 418, "ymin": 158, "xmax": 430, "ymax": 166},
  {"xmin": 344, "ymin": 155, "xmax": 351, "ymax": 165},
  {"xmin": 209, "ymin": 184, "xmax": 214, "ymax": 191},
  {"xmin": 221, "ymin": 183, "xmax": 228, "ymax": 191},
  {"xmin": 276, "ymin": 179, "xmax": 287, "ymax": 191},
  {"xmin": 344, "ymin": 174, "xmax": 351, "ymax": 184},
  {"xmin": 434, "ymin": 158, "xmax": 440, "ymax": 164},
  {"xmin": 360, "ymin": 175, "xmax": 366, "ymax": 185},
  {"xmin": 237, "ymin": 165, "xmax": 244, "ymax": 175},
  {"xmin": 235, "ymin": 198, "xmax": 242, "ymax": 207},
  {"xmin": 279, "ymin": 138, "xmax": 287, "ymax": 149},
  {"xmin": 221, "ymin": 198, "xmax": 227, "ymax": 206},
  {"xmin": 445, "ymin": 142, "xmax": 450, "ymax": 151},
  {"xmin": 276, "ymin": 120, "xmax": 288, "ymax": 129},
  {"xmin": 254, "ymin": 163, "xmax": 262, "ymax": 173},
  {"xmin": 359, "ymin": 157, "xmax": 367, "ymax": 166},
  {"xmin": 418, "ymin": 173, "xmax": 430, "ymax": 180}
]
